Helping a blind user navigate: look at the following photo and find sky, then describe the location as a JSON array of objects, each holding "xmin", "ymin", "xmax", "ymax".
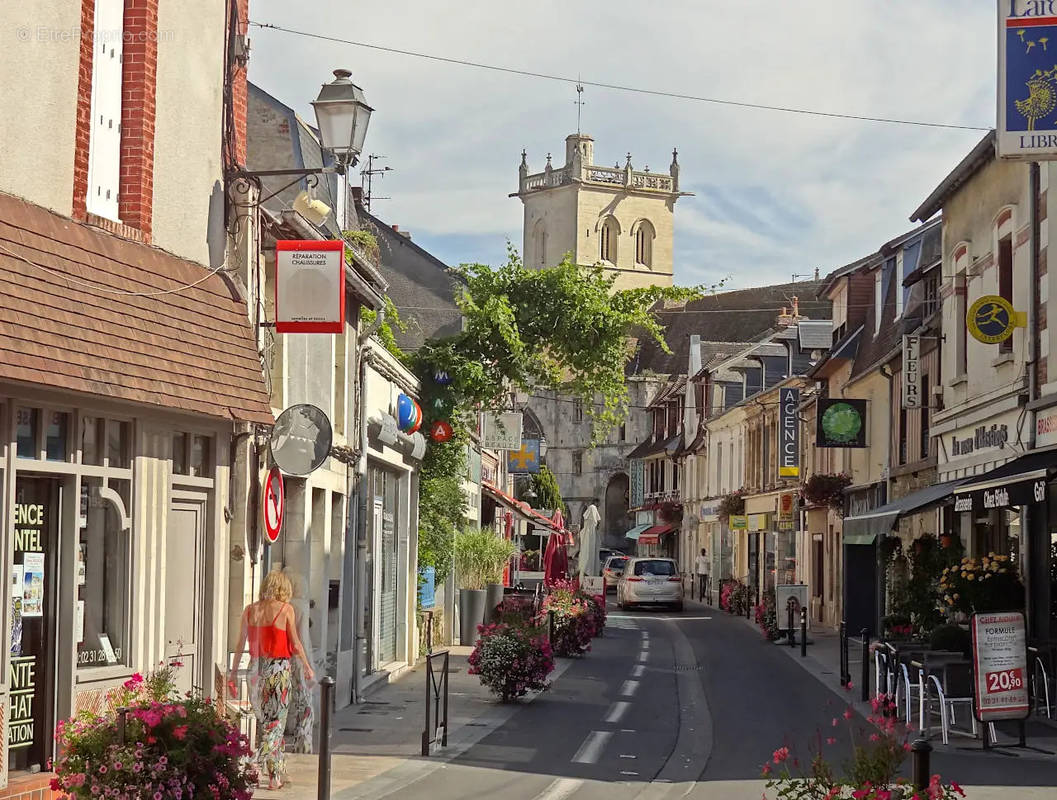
[{"xmin": 246, "ymin": 1, "xmax": 995, "ymax": 290}]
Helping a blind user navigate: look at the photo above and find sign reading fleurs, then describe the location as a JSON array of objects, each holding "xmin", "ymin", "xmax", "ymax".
[{"xmin": 902, "ymin": 335, "xmax": 921, "ymax": 409}]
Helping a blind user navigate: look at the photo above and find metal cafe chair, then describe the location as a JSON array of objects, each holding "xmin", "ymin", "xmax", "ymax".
[
  {"xmin": 1030, "ymin": 646, "xmax": 1052, "ymax": 719},
  {"xmin": 924, "ymin": 660, "xmax": 978, "ymax": 746}
]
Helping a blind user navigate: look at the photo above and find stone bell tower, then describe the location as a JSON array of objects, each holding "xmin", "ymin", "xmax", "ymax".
[{"xmin": 512, "ymin": 133, "xmax": 688, "ymax": 290}]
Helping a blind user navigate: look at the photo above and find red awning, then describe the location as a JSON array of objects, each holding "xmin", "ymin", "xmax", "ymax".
[
  {"xmin": 637, "ymin": 524, "xmax": 674, "ymax": 546},
  {"xmin": 482, "ymin": 482, "xmax": 559, "ymax": 530}
]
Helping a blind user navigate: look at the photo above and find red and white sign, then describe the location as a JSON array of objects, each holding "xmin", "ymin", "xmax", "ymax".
[
  {"xmin": 263, "ymin": 467, "xmax": 285, "ymax": 544},
  {"xmin": 971, "ymin": 611, "xmax": 1029, "ymax": 721},
  {"xmin": 275, "ymin": 240, "xmax": 346, "ymax": 334}
]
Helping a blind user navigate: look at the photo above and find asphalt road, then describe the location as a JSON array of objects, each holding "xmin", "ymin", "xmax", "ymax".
[{"xmin": 366, "ymin": 600, "xmax": 1057, "ymax": 800}]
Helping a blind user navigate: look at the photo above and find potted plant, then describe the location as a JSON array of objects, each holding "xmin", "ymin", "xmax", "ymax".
[
  {"xmin": 468, "ymin": 621, "xmax": 554, "ymax": 702},
  {"xmin": 940, "ymin": 553, "xmax": 1025, "ymax": 616},
  {"xmin": 718, "ymin": 489, "xmax": 746, "ymax": 521},
  {"xmin": 455, "ymin": 527, "xmax": 517, "ymax": 645},
  {"xmin": 801, "ymin": 472, "xmax": 852, "ymax": 513}
]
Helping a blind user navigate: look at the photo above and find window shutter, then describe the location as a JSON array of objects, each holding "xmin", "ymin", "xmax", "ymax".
[{"xmin": 86, "ymin": 0, "xmax": 124, "ymax": 220}]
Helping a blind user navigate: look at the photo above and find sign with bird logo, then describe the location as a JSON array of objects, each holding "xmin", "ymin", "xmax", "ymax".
[
  {"xmin": 999, "ymin": 2, "xmax": 1057, "ymax": 159},
  {"xmin": 967, "ymin": 295, "xmax": 1026, "ymax": 344}
]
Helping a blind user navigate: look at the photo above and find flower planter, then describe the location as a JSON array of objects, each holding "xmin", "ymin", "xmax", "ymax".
[
  {"xmin": 485, "ymin": 583, "xmax": 506, "ymax": 621},
  {"xmin": 459, "ymin": 589, "xmax": 487, "ymax": 645}
]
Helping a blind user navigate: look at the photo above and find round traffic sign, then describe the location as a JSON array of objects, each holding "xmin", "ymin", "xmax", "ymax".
[{"xmin": 263, "ymin": 467, "xmax": 285, "ymax": 544}]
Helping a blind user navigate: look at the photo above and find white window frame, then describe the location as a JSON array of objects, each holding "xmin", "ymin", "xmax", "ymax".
[
  {"xmin": 895, "ymin": 250, "xmax": 905, "ymax": 319},
  {"xmin": 874, "ymin": 269, "xmax": 883, "ymax": 334},
  {"xmin": 86, "ymin": 0, "xmax": 125, "ymax": 221}
]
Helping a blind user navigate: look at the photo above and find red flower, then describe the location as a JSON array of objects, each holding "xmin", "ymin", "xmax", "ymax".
[
  {"xmin": 172, "ymin": 725, "xmax": 189, "ymax": 740},
  {"xmin": 772, "ymin": 746, "xmax": 789, "ymax": 764}
]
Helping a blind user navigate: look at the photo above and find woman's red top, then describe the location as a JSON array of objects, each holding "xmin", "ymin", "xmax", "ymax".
[{"xmin": 248, "ymin": 603, "xmax": 293, "ymax": 659}]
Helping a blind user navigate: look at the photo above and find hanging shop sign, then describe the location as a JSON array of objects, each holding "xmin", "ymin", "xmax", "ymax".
[
  {"xmin": 902, "ymin": 335, "xmax": 921, "ymax": 409},
  {"xmin": 971, "ymin": 611, "xmax": 1029, "ymax": 721},
  {"xmin": 729, "ymin": 515, "xmax": 748, "ymax": 531},
  {"xmin": 778, "ymin": 492, "xmax": 796, "ymax": 522},
  {"xmin": 263, "ymin": 467, "xmax": 285, "ymax": 545},
  {"xmin": 430, "ymin": 420, "xmax": 454, "ymax": 443},
  {"xmin": 816, "ymin": 398, "xmax": 868, "ymax": 448},
  {"xmin": 480, "ymin": 411, "xmax": 523, "ymax": 450},
  {"xmin": 507, "ymin": 439, "xmax": 541, "ymax": 474},
  {"xmin": 998, "ymin": 3, "xmax": 1057, "ymax": 161},
  {"xmin": 778, "ymin": 387, "xmax": 800, "ymax": 478},
  {"xmin": 433, "ymin": 370, "xmax": 453, "ymax": 386},
  {"xmin": 396, "ymin": 393, "xmax": 423, "ymax": 434},
  {"xmin": 629, "ymin": 459, "xmax": 645, "ymax": 509},
  {"xmin": 967, "ymin": 295, "xmax": 1026, "ymax": 344},
  {"xmin": 275, "ymin": 240, "xmax": 345, "ymax": 334}
]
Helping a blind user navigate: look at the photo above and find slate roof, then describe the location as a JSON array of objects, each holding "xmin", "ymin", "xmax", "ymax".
[
  {"xmin": 628, "ymin": 281, "xmax": 831, "ymax": 377},
  {"xmin": 358, "ymin": 205, "xmax": 464, "ymax": 352},
  {"xmin": 0, "ymin": 192, "xmax": 272, "ymax": 422}
]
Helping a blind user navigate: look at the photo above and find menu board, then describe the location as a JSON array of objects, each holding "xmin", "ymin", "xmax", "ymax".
[{"xmin": 971, "ymin": 611, "xmax": 1030, "ymax": 721}]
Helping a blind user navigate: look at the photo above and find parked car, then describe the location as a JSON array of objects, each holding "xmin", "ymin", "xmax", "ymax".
[
  {"xmin": 602, "ymin": 555, "xmax": 629, "ymax": 592},
  {"xmin": 598, "ymin": 547, "xmax": 624, "ymax": 565},
  {"xmin": 616, "ymin": 557, "xmax": 683, "ymax": 611}
]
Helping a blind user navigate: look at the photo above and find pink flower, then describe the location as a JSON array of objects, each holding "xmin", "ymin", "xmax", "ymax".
[
  {"xmin": 903, "ymin": 742, "xmax": 912, "ymax": 752},
  {"xmin": 951, "ymin": 782, "xmax": 965, "ymax": 797},
  {"xmin": 761, "ymin": 763, "xmax": 771, "ymax": 776},
  {"xmin": 772, "ymin": 746, "xmax": 790, "ymax": 764},
  {"xmin": 843, "ymin": 707, "xmax": 853, "ymax": 720},
  {"xmin": 172, "ymin": 725, "xmax": 189, "ymax": 740},
  {"xmin": 869, "ymin": 734, "xmax": 880, "ymax": 742},
  {"xmin": 832, "ymin": 718, "xmax": 839, "ymax": 727},
  {"xmin": 846, "ymin": 681, "xmax": 854, "ymax": 690},
  {"xmin": 826, "ymin": 737, "xmax": 837, "ymax": 745}
]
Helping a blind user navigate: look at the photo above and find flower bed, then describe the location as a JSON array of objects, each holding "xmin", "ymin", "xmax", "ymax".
[
  {"xmin": 468, "ymin": 622, "xmax": 554, "ymax": 702},
  {"xmin": 52, "ymin": 663, "xmax": 256, "ymax": 800},
  {"xmin": 542, "ymin": 579, "xmax": 597, "ymax": 656},
  {"xmin": 720, "ymin": 579, "xmax": 751, "ymax": 616},
  {"xmin": 755, "ymin": 594, "xmax": 780, "ymax": 641}
]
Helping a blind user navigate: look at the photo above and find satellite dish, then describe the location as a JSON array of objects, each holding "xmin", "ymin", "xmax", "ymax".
[{"xmin": 269, "ymin": 404, "xmax": 333, "ymax": 476}]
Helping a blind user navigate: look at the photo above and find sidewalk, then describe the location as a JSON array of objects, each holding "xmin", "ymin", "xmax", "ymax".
[{"xmin": 254, "ymin": 645, "xmax": 574, "ymax": 799}]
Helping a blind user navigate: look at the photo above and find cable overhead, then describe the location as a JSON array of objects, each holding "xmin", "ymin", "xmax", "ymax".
[{"xmin": 250, "ymin": 21, "xmax": 990, "ymax": 132}]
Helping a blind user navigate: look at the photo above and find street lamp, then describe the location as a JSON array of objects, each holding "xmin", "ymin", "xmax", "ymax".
[{"xmin": 311, "ymin": 69, "xmax": 373, "ymax": 170}]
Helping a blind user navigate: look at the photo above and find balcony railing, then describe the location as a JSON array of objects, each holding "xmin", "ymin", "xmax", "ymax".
[{"xmin": 520, "ymin": 165, "xmax": 675, "ymax": 194}]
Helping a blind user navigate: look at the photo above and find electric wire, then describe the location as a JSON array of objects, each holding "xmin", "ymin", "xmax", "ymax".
[{"xmin": 249, "ymin": 21, "xmax": 991, "ymax": 133}]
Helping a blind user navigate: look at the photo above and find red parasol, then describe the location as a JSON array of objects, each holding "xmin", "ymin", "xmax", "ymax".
[{"xmin": 543, "ymin": 529, "xmax": 568, "ymax": 586}]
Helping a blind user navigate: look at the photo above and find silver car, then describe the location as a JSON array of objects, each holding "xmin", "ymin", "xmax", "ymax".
[{"xmin": 616, "ymin": 557, "xmax": 683, "ymax": 611}]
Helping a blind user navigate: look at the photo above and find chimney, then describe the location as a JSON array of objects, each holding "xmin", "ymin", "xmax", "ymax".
[
  {"xmin": 391, "ymin": 224, "xmax": 411, "ymax": 240},
  {"xmin": 792, "ymin": 296, "xmax": 800, "ymax": 318}
]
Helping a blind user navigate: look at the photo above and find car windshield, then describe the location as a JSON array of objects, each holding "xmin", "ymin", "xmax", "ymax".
[
  {"xmin": 633, "ymin": 560, "xmax": 675, "ymax": 577},
  {"xmin": 607, "ymin": 557, "xmax": 628, "ymax": 570}
]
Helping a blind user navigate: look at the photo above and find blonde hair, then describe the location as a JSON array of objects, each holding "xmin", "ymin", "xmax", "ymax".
[{"xmin": 260, "ymin": 570, "xmax": 292, "ymax": 602}]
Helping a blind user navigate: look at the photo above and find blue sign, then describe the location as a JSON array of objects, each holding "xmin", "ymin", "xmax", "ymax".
[
  {"xmin": 418, "ymin": 566, "xmax": 436, "ymax": 609},
  {"xmin": 506, "ymin": 439, "xmax": 541, "ymax": 474},
  {"xmin": 433, "ymin": 370, "xmax": 453, "ymax": 386},
  {"xmin": 998, "ymin": 3, "xmax": 1057, "ymax": 158}
]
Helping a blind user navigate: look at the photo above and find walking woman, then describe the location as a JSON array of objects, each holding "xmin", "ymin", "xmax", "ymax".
[
  {"xmin": 231, "ymin": 570, "xmax": 314, "ymax": 790},
  {"xmin": 284, "ymin": 570, "xmax": 316, "ymax": 753}
]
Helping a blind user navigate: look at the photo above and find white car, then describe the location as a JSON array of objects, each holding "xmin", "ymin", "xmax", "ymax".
[{"xmin": 616, "ymin": 557, "xmax": 683, "ymax": 612}]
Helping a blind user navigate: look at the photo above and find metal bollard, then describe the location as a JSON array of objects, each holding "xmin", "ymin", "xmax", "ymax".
[
  {"xmin": 800, "ymin": 608, "xmax": 807, "ymax": 658},
  {"xmin": 861, "ymin": 628, "xmax": 869, "ymax": 702},
  {"xmin": 788, "ymin": 601, "xmax": 795, "ymax": 648},
  {"xmin": 911, "ymin": 738, "xmax": 932, "ymax": 791},
  {"xmin": 317, "ymin": 676, "xmax": 335, "ymax": 800},
  {"xmin": 839, "ymin": 621, "xmax": 848, "ymax": 687},
  {"xmin": 117, "ymin": 707, "xmax": 128, "ymax": 745}
]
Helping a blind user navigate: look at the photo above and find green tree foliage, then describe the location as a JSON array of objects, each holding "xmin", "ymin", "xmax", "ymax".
[{"xmin": 530, "ymin": 466, "xmax": 564, "ymax": 513}]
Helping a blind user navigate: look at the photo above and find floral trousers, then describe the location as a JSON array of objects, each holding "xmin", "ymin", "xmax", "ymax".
[
  {"xmin": 251, "ymin": 657, "xmax": 292, "ymax": 779},
  {"xmin": 287, "ymin": 658, "xmax": 315, "ymax": 753}
]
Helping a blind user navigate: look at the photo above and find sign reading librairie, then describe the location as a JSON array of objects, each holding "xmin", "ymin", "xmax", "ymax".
[
  {"xmin": 971, "ymin": 611, "xmax": 1030, "ymax": 721},
  {"xmin": 998, "ymin": 2, "xmax": 1057, "ymax": 160},
  {"xmin": 275, "ymin": 240, "xmax": 346, "ymax": 333}
]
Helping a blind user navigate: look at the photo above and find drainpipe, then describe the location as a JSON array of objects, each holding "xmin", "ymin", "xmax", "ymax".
[
  {"xmin": 350, "ymin": 310, "xmax": 385, "ymax": 703},
  {"xmin": 1026, "ymin": 162, "xmax": 1041, "ymax": 635}
]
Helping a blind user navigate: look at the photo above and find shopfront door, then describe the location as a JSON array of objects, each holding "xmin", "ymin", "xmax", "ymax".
[
  {"xmin": 165, "ymin": 499, "xmax": 205, "ymax": 693},
  {"xmin": 9, "ymin": 477, "xmax": 60, "ymax": 773}
]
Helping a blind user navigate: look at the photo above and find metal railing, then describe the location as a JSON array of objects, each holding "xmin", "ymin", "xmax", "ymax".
[{"xmin": 421, "ymin": 649, "xmax": 450, "ymax": 756}]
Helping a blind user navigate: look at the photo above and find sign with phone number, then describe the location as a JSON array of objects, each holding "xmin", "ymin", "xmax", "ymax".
[{"xmin": 971, "ymin": 611, "xmax": 1029, "ymax": 721}]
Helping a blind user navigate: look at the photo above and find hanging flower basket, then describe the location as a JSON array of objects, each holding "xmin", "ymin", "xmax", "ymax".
[
  {"xmin": 801, "ymin": 472, "xmax": 851, "ymax": 513},
  {"xmin": 658, "ymin": 501, "xmax": 683, "ymax": 523},
  {"xmin": 718, "ymin": 490, "xmax": 746, "ymax": 521}
]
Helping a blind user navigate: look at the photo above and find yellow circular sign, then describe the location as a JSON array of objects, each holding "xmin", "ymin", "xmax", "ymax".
[{"xmin": 967, "ymin": 295, "xmax": 1017, "ymax": 344}]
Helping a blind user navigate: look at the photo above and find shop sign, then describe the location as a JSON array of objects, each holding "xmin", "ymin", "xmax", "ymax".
[
  {"xmin": 778, "ymin": 388, "xmax": 800, "ymax": 477},
  {"xmin": 776, "ymin": 585, "xmax": 809, "ymax": 632},
  {"xmin": 480, "ymin": 412, "xmax": 523, "ymax": 450},
  {"xmin": 950, "ymin": 424, "xmax": 1009, "ymax": 457},
  {"xmin": 953, "ymin": 475, "xmax": 1046, "ymax": 513},
  {"xmin": 902, "ymin": 335, "xmax": 921, "ymax": 409},
  {"xmin": 998, "ymin": 3, "xmax": 1057, "ymax": 161},
  {"xmin": 630, "ymin": 460, "xmax": 645, "ymax": 508},
  {"xmin": 506, "ymin": 439, "xmax": 541, "ymax": 474},
  {"xmin": 1036, "ymin": 409, "xmax": 1057, "ymax": 447},
  {"xmin": 275, "ymin": 240, "xmax": 345, "ymax": 333},
  {"xmin": 778, "ymin": 492, "xmax": 796, "ymax": 521},
  {"xmin": 698, "ymin": 503, "xmax": 719, "ymax": 522},
  {"xmin": 748, "ymin": 513, "xmax": 770, "ymax": 532},
  {"xmin": 966, "ymin": 295, "xmax": 1026, "ymax": 344},
  {"xmin": 971, "ymin": 611, "xmax": 1029, "ymax": 721},
  {"xmin": 816, "ymin": 398, "xmax": 867, "ymax": 448},
  {"xmin": 729, "ymin": 515, "xmax": 748, "ymax": 530}
]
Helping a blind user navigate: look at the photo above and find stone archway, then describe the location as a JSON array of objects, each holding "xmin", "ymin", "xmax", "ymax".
[{"xmin": 603, "ymin": 473, "xmax": 632, "ymax": 547}]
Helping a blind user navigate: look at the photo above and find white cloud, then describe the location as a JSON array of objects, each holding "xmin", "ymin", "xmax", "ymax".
[{"xmin": 247, "ymin": 0, "xmax": 996, "ymax": 288}]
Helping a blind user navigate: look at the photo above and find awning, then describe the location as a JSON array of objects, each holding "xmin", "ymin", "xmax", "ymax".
[
  {"xmin": 842, "ymin": 479, "xmax": 965, "ymax": 545},
  {"xmin": 624, "ymin": 523, "xmax": 651, "ymax": 541},
  {"xmin": 638, "ymin": 524, "xmax": 674, "ymax": 546},
  {"xmin": 482, "ymin": 482, "xmax": 554, "ymax": 529},
  {"xmin": 952, "ymin": 450, "xmax": 1057, "ymax": 514}
]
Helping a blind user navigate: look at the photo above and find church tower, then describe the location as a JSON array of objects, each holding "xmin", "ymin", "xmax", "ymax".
[{"xmin": 512, "ymin": 133, "xmax": 688, "ymax": 290}]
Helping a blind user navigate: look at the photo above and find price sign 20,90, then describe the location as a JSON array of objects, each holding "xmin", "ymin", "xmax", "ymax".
[{"xmin": 985, "ymin": 667, "xmax": 1024, "ymax": 694}]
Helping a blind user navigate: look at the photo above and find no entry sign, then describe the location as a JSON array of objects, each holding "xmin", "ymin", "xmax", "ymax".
[
  {"xmin": 263, "ymin": 467, "xmax": 285, "ymax": 544},
  {"xmin": 971, "ymin": 611, "xmax": 1029, "ymax": 721}
]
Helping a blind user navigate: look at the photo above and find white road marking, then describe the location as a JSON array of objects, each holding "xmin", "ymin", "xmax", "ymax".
[
  {"xmin": 534, "ymin": 778, "xmax": 584, "ymax": 800},
  {"xmin": 572, "ymin": 731, "xmax": 613, "ymax": 764},
  {"xmin": 638, "ymin": 650, "xmax": 648, "ymax": 663},
  {"xmin": 620, "ymin": 770, "xmax": 639, "ymax": 776},
  {"xmin": 604, "ymin": 701, "xmax": 631, "ymax": 723},
  {"xmin": 619, "ymin": 754, "xmax": 637, "ymax": 759},
  {"xmin": 641, "ymin": 639, "xmax": 650, "ymax": 650},
  {"xmin": 620, "ymin": 679, "xmax": 640, "ymax": 697},
  {"xmin": 631, "ymin": 664, "xmax": 645, "ymax": 678}
]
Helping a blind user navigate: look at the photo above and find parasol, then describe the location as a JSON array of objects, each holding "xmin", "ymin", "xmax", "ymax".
[
  {"xmin": 578, "ymin": 504, "xmax": 601, "ymax": 578},
  {"xmin": 543, "ymin": 528, "xmax": 568, "ymax": 585}
]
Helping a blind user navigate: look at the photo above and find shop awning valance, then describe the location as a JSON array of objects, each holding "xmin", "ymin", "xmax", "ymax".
[
  {"xmin": 624, "ymin": 523, "xmax": 652, "ymax": 541},
  {"xmin": 638, "ymin": 524, "xmax": 674, "ymax": 546},
  {"xmin": 842, "ymin": 479, "xmax": 965, "ymax": 546},
  {"xmin": 482, "ymin": 482, "xmax": 553, "ymax": 528},
  {"xmin": 952, "ymin": 449, "xmax": 1057, "ymax": 514}
]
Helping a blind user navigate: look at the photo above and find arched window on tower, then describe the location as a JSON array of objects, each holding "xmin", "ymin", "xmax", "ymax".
[
  {"xmin": 634, "ymin": 220, "xmax": 655, "ymax": 269},
  {"xmin": 599, "ymin": 216, "xmax": 619, "ymax": 263}
]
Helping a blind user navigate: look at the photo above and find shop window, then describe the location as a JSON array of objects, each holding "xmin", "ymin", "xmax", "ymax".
[
  {"xmin": 82, "ymin": 416, "xmax": 105, "ymax": 466},
  {"xmin": 78, "ymin": 477, "xmax": 131, "ymax": 670},
  {"xmin": 172, "ymin": 433, "xmax": 188, "ymax": 475},
  {"xmin": 16, "ymin": 407, "xmax": 38, "ymax": 458},
  {"xmin": 189, "ymin": 434, "xmax": 213, "ymax": 478},
  {"xmin": 46, "ymin": 411, "xmax": 69, "ymax": 461},
  {"xmin": 106, "ymin": 419, "xmax": 130, "ymax": 469}
]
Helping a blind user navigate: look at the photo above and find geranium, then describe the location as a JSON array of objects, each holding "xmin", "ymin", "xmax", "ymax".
[
  {"xmin": 762, "ymin": 694, "xmax": 965, "ymax": 799},
  {"xmin": 52, "ymin": 661, "xmax": 256, "ymax": 799},
  {"xmin": 468, "ymin": 621, "xmax": 554, "ymax": 702}
]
